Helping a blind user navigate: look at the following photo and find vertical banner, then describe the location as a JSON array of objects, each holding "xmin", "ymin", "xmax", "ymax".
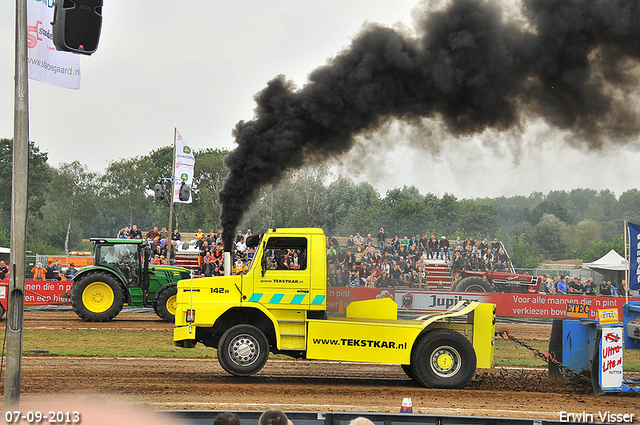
[
  {"xmin": 173, "ymin": 131, "xmax": 195, "ymax": 203},
  {"xmin": 27, "ymin": 0, "xmax": 81, "ymax": 89},
  {"xmin": 628, "ymin": 222, "xmax": 640, "ymax": 290},
  {"xmin": 599, "ymin": 327, "xmax": 623, "ymax": 391}
]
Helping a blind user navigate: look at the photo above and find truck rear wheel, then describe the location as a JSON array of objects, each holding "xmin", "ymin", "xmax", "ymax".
[
  {"xmin": 410, "ymin": 329, "xmax": 476, "ymax": 389},
  {"xmin": 455, "ymin": 276, "xmax": 493, "ymax": 293},
  {"xmin": 71, "ymin": 272, "xmax": 124, "ymax": 322},
  {"xmin": 153, "ymin": 283, "xmax": 177, "ymax": 323},
  {"xmin": 217, "ymin": 324, "xmax": 269, "ymax": 376}
]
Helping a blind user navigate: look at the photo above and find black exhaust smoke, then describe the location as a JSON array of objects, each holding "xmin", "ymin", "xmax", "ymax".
[{"xmin": 219, "ymin": 0, "xmax": 640, "ymax": 249}]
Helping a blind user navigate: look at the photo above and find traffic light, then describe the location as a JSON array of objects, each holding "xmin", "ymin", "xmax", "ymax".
[
  {"xmin": 178, "ymin": 182, "xmax": 191, "ymax": 202},
  {"xmin": 52, "ymin": 0, "xmax": 103, "ymax": 55},
  {"xmin": 154, "ymin": 183, "xmax": 166, "ymax": 200}
]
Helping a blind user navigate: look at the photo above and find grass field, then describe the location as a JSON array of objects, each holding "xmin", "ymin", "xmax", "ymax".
[{"xmin": 12, "ymin": 328, "xmax": 640, "ymax": 371}]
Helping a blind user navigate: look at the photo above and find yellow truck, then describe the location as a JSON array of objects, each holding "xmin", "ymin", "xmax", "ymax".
[{"xmin": 174, "ymin": 228, "xmax": 495, "ymax": 389}]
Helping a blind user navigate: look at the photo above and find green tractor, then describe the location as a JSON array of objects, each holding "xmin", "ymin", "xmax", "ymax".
[{"xmin": 71, "ymin": 238, "xmax": 191, "ymax": 322}]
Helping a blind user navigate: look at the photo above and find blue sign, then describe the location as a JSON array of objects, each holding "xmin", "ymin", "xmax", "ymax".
[{"xmin": 629, "ymin": 222, "xmax": 640, "ymax": 290}]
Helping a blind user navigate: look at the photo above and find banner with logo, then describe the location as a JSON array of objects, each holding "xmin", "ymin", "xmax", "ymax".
[
  {"xmin": 628, "ymin": 222, "xmax": 640, "ymax": 290},
  {"xmin": 173, "ymin": 131, "xmax": 195, "ymax": 203},
  {"xmin": 27, "ymin": 0, "xmax": 81, "ymax": 89},
  {"xmin": 599, "ymin": 327, "xmax": 623, "ymax": 391},
  {"xmin": 327, "ymin": 288, "xmax": 634, "ymax": 320}
]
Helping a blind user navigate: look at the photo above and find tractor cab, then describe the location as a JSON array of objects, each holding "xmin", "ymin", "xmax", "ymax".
[{"xmin": 92, "ymin": 238, "xmax": 149, "ymax": 290}]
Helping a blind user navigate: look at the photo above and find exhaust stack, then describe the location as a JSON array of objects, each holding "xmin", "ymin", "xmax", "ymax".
[{"xmin": 224, "ymin": 251, "xmax": 231, "ymax": 277}]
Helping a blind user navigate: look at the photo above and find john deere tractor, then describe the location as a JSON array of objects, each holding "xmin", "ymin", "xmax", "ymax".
[{"xmin": 70, "ymin": 238, "xmax": 191, "ymax": 322}]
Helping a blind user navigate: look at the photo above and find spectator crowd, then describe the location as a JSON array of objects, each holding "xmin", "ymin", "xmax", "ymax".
[
  {"xmin": 110, "ymin": 224, "xmax": 629, "ymax": 297},
  {"xmin": 542, "ymin": 275, "xmax": 625, "ymax": 297},
  {"xmin": 325, "ymin": 229, "xmax": 511, "ymax": 289}
]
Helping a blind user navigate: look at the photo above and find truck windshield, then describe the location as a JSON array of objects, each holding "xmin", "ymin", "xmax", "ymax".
[{"xmin": 263, "ymin": 237, "xmax": 308, "ymax": 271}]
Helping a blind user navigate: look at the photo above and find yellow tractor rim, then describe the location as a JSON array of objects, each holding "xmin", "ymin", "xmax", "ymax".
[
  {"xmin": 166, "ymin": 295, "xmax": 177, "ymax": 316},
  {"xmin": 82, "ymin": 281, "xmax": 114, "ymax": 313}
]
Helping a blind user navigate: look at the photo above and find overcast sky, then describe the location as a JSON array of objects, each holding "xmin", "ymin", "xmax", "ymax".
[{"xmin": 2, "ymin": 0, "xmax": 640, "ymax": 200}]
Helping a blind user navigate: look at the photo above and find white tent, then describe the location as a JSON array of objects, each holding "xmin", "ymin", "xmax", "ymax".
[
  {"xmin": 583, "ymin": 249, "xmax": 628, "ymax": 272},
  {"xmin": 0, "ymin": 247, "xmax": 9, "ymax": 254}
]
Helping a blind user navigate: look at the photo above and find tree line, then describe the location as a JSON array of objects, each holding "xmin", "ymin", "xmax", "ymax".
[{"xmin": 0, "ymin": 138, "xmax": 633, "ymax": 267}]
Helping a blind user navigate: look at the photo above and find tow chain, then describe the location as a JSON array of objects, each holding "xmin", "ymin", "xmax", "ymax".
[{"xmin": 496, "ymin": 328, "xmax": 591, "ymax": 382}]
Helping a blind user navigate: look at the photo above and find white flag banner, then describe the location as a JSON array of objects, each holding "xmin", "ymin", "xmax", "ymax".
[
  {"xmin": 173, "ymin": 131, "xmax": 195, "ymax": 203},
  {"xmin": 27, "ymin": 0, "xmax": 81, "ymax": 89}
]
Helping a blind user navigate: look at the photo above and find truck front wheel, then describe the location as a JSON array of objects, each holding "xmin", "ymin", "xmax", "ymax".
[
  {"xmin": 153, "ymin": 283, "xmax": 177, "ymax": 323},
  {"xmin": 410, "ymin": 329, "xmax": 476, "ymax": 389},
  {"xmin": 401, "ymin": 364, "xmax": 417, "ymax": 382},
  {"xmin": 71, "ymin": 272, "xmax": 124, "ymax": 322},
  {"xmin": 217, "ymin": 324, "xmax": 269, "ymax": 377}
]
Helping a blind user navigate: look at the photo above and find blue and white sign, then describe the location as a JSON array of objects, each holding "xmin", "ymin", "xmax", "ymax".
[{"xmin": 628, "ymin": 222, "xmax": 640, "ymax": 290}]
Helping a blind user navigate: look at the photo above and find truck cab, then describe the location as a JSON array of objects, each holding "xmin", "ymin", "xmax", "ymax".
[{"xmin": 174, "ymin": 228, "xmax": 326, "ymax": 355}]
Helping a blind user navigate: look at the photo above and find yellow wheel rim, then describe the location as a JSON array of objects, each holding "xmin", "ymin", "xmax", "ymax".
[
  {"xmin": 165, "ymin": 295, "xmax": 177, "ymax": 316},
  {"xmin": 436, "ymin": 352, "xmax": 454, "ymax": 371},
  {"xmin": 82, "ymin": 281, "xmax": 114, "ymax": 313}
]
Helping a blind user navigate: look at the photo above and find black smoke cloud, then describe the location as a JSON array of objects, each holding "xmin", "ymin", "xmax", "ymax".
[{"xmin": 219, "ymin": 0, "xmax": 640, "ymax": 250}]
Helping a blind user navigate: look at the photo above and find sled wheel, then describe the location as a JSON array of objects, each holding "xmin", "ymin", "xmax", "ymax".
[
  {"xmin": 456, "ymin": 276, "xmax": 493, "ymax": 293},
  {"xmin": 217, "ymin": 324, "xmax": 269, "ymax": 376},
  {"xmin": 410, "ymin": 329, "xmax": 476, "ymax": 389},
  {"xmin": 71, "ymin": 272, "xmax": 124, "ymax": 322},
  {"xmin": 548, "ymin": 319, "xmax": 563, "ymax": 379},
  {"xmin": 153, "ymin": 283, "xmax": 178, "ymax": 323}
]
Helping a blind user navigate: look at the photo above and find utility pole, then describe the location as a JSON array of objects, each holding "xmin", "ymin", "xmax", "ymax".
[
  {"xmin": 166, "ymin": 128, "xmax": 177, "ymax": 261},
  {"xmin": 5, "ymin": 0, "xmax": 30, "ymax": 409}
]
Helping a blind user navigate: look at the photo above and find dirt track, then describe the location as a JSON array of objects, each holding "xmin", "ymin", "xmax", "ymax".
[{"xmin": 3, "ymin": 310, "xmax": 640, "ymax": 422}]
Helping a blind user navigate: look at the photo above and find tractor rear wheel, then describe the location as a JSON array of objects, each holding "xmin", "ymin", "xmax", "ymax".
[
  {"xmin": 153, "ymin": 283, "xmax": 177, "ymax": 323},
  {"xmin": 410, "ymin": 329, "xmax": 476, "ymax": 389},
  {"xmin": 71, "ymin": 272, "xmax": 124, "ymax": 322},
  {"xmin": 217, "ymin": 324, "xmax": 269, "ymax": 377},
  {"xmin": 455, "ymin": 276, "xmax": 493, "ymax": 293}
]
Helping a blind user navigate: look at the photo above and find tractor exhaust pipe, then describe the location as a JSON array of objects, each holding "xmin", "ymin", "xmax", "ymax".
[{"xmin": 224, "ymin": 251, "xmax": 231, "ymax": 277}]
